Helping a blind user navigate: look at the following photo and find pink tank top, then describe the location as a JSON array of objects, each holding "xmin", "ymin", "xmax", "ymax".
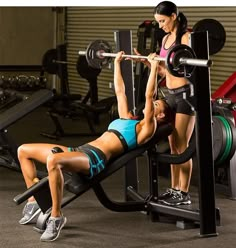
[
  {"xmin": 159, "ymin": 34, "xmax": 175, "ymax": 58},
  {"xmin": 160, "ymin": 46, "xmax": 169, "ymax": 58}
]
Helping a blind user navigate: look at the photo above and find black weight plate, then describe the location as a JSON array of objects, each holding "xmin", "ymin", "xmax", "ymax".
[
  {"xmin": 166, "ymin": 44, "xmax": 196, "ymax": 78},
  {"xmin": 86, "ymin": 40, "xmax": 112, "ymax": 69},
  {"xmin": 171, "ymin": 48, "xmax": 195, "ymax": 76},
  {"xmin": 212, "ymin": 116, "xmax": 226, "ymax": 162},
  {"xmin": 193, "ymin": 19, "xmax": 226, "ymax": 55},
  {"xmin": 76, "ymin": 56, "xmax": 101, "ymax": 80},
  {"xmin": 42, "ymin": 49, "xmax": 58, "ymax": 74}
]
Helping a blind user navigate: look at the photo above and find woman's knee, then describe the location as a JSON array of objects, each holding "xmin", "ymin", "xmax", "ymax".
[
  {"xmin": 46, "ymin": 154, "xmax": 61, "ymax": 173},
  {"xmin": 176, "ymin": 141, "xmax": 188, "ymax": 154},
  {"xmin": 17, "ymin": 144, "xmax": 28, "ymax": 160},
  {"xmin": 169, "ymin": 138, "xmax": 188, "ymax": 154}
]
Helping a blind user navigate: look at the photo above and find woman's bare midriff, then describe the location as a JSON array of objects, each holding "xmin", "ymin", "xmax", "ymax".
[
  {"xmin": 88, "ymin": 131, "xmax": 125, "ymax": 161},
  {"xmin": 165, "ymin": 71, "xmax": 189, "ymax": 89}
]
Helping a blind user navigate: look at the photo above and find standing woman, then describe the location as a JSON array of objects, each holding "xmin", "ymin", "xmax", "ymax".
[
  {"xmin": 154, "ymin": 1, "xmax": 195, "ymax": 206},
  {"xmin": 132, "ymin": 1, "xmax": 195, "ymax": 205}
]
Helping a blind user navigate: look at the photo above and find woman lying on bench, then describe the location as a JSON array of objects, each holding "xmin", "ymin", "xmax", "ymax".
[{"xmin": 17, "ymin": 51, "xmax": 172, "ymax": 242}]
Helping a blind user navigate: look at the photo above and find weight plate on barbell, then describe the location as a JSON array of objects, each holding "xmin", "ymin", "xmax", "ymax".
[
  {"xmin": 193, "ymin": 19, "xmax": 226, "ymax": 55},
  {"xmin": 85, "ymin": 40, "xmax": 113, "ymax": 69},
  {"xmin": 166, "ymin": 44, "xmax": 196, "ymax": 78}
]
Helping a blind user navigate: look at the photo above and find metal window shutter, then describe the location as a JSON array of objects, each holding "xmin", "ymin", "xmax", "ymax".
[{"xmin": 66, "ymin": 7, "xmax": 236, "ymax": 99}]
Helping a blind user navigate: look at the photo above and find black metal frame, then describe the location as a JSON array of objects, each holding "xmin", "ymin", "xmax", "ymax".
[
  {"xmin": 125, "ymin": 31, "xmax": 218, "ymax": 237},
  {"xmin": 191, "ymin": 31, "xmax": 217, "ymax": 237}
]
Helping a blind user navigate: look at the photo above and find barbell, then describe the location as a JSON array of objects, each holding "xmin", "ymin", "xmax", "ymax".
[
  {"xmin": 42, "ymin": 48, "xmax": 78, "ymax": 74},
  {"xmin": 78, "ymin": 40, "xmax": 212, "ymax": 78},
  {"xmin": 42, "ymin": 48, "xmax": 102, "ymax": 81}
]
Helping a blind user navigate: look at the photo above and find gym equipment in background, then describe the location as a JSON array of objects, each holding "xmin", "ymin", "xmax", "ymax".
[
  {"xmin": 0, "ymin": 89, "xmax": 53, "ymax": 175},
  {"xmin": 41, "ymin": 48, "xmax": 116, "ymax": 139}
]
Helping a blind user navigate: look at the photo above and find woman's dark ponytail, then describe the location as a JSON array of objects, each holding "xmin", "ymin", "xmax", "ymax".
[{"xmin": 175, "ymin": 12, "xmax": 188, "ymax": 45}]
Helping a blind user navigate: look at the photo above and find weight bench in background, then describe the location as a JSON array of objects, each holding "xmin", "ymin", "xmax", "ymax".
[
  {"xmin": 41, "ymin": 95, "xmax": 117, "ymax": 139},
  {"xmin": 0, "ymin": 89, "xmax": 25, "ymax": 112},
  {"xmin": 13, "ymin": 123, "xmax": 173, "ymax": 232},
  {"xmin": 0, "ymin": 89, "xmax": 54, "ymax": 171},
  {"xmin": 41, "ymin": 49, "xmax": 117, "ymax": 139}
]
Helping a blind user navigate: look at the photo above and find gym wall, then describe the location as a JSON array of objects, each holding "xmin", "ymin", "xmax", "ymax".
[
  {"xmin": 0, "ymin": 7, "xmax": 54, "ymax": 66},
  {"xmin": 66, "ymin": 6, "xmax": 236, "ymax": 100}
]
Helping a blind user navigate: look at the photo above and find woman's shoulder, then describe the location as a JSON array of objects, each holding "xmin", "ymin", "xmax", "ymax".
[
  {"xmin": 181, "ymin": 31, "xmax": 191, "ymax": 44},
  {"xmin": 182, "ymin": 31, "xmax": 191, "ymax": 38}
]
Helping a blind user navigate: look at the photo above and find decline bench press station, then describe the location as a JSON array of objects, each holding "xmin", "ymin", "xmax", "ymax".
[{"xmin": 13, "ymin": 29, "xmax": 236, "ymax": 239}]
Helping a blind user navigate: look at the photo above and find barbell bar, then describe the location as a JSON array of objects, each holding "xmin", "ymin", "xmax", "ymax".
[
  {"xmin": 42, "ymin": 48, "xmax": 102, "ymax": 80},
  {"xmin": 78, "ymin": 40, "xmax": 212, "ymax": 78},
  {"xmin": 42, "ymin": 49, "xmax": 78, "ymax": 74},
  {"xmin": 79, "ymin": 50, "xmax": 152, "ymax": 60},
  {"xmin": 52, "ymin": 60, "xmax": 77, "ymax": 65},
  {"xmin": 79, "ymin": 50, "xmax": 211, "ymax": 67}
]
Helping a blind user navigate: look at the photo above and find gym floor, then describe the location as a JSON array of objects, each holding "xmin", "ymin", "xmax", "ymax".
[{"xmin": 1, "ymin": 105, "xmax": 236, "ymax": 248}]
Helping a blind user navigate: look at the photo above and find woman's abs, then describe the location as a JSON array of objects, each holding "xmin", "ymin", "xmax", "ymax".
[{"xmin": 165, "ymin": 71, "xmax": 189, "ymax": 89}]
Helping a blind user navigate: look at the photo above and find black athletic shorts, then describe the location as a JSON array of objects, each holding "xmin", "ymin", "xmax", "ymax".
[
  {"xmin": 165, "ymin": 84, "xmax": 195, "ymax": 116},
  {"xmin": 68, "ymin": 144, "xmax": 107, "ymax": 179}
]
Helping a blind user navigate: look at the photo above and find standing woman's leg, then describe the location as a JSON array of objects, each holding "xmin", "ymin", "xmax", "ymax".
[
  {"xmin": 174, "ymin": 113, "xmax": 195, "ymax": 192},
  {"xmin": 161, "ymin": 113, "xmax": 195, "ymax": 206},
  {"xmin": 168, "ymin": 129, "xmax": 181, "ymax": 190}
]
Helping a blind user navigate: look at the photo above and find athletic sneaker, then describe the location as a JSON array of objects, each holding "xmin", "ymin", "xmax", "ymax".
[
  {"xmin": 19, "ymin": 201, "xmax": 41, "ymax": 225},
  {"xmin": 162, "ymin": 191, "xmax": 191, "ymax": 206},
  {"xmin": 158, "ymin": 188, "xmax": 180, "ymax": 202},
  {"xmin": 40, "ymin": 215, "xmax": 67, "ymax": 242}
]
